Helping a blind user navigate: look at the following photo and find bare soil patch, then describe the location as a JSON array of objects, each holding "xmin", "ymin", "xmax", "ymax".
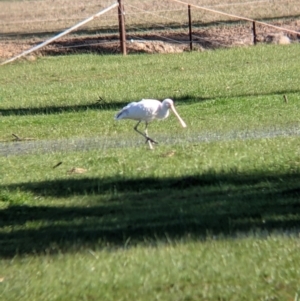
[{"xmin": 0, "ymin": 20, "xmax": 299, "ymax": 61}]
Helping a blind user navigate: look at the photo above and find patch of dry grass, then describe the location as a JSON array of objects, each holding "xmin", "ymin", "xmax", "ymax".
[{"xmin": 0, "ymin": 0, "xmax": 299, "ymax": 35}]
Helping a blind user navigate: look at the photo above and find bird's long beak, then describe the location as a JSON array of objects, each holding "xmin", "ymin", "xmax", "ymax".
[{"xmin": 170, "ymin": 105, "xmax": 187, "ymax": 128}]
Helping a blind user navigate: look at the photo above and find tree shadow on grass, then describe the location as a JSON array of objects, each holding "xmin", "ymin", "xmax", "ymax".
[
  {"xmin": 0, "ymin": 95, "xmax": 210, "ymax": 117},
  {"xmin": 0, "ymin": 100, "xmax": 126, "ymax": 117},
  {"xmin": 1, "ymin": 170, "xmax": 300, "ymax": 258},
  {"xmin": 2, "ymin": 90, "xmax": 300, "ymax": 116}
]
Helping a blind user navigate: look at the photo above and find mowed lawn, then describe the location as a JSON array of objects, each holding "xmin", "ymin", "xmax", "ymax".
[{"xmin": 1, "ymin": 44, "xmax": 300, "ymax": 301}]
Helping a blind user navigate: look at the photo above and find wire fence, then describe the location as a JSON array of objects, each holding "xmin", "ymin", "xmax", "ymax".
[{"xmin": 0, "ymin": 0, "xmax": 299, "ymax": 57}]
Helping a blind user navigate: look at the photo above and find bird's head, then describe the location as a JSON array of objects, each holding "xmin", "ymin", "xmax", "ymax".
[
  {"xmin": 162, "ymin": 98, "xmax": 187, "ymax": 128},
  {"xmin": 162, "ymin": 98, "xmax": 174, "ymax": 108}
]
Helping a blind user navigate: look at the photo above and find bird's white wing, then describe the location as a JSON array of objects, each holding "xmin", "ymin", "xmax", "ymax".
[
  {"xmin": 115, "ymin": 99, "xmax": 161, "ymax": 121},
  {"xmin": 115, "ymin": 102, "xmax": 137, "ymax": 120},
  {"xmin": 138, "ymin": 99, "xmax": 161, "ymax": 115}
]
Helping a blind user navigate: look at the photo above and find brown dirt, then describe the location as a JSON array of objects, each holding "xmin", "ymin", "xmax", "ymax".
[{"xmin": 0, "ymin": 19, "xmax": 299, "ymax": 61}]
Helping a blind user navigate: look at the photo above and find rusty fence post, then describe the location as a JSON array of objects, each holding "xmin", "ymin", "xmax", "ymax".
[
  {"xmin": 252, "ymin": 21, "xmax": 257, "ymax": 45},
  {"xmin": 118, "ymin": 0, "xmax": 127, "ymax": 55},
  {"xmin": 188, "ymin": 5, "xmax": 193, "ymax": 50}
]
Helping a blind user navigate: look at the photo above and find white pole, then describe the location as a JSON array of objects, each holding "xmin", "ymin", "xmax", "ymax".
[{"xmin": 1, "ymin": 2, "xmax": 118, "ymax": 66}]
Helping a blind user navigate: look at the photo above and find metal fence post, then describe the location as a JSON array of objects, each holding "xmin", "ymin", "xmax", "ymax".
[
  {"xmin": 118, "ymin": 0, "xmax": 127, "ymax": 55},
  {"xmin": 252, "ymin": 21, "xmax": 257, "ymax": 45},
  {"xmin": 188, "ymin": 5, "xmax": 193, "ymax": 50}
]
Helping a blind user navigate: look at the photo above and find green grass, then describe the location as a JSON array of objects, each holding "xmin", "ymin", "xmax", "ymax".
[
  {"xmin": 1, "ymin": 44, "xmax": 300, "ymax": 301},
  {"xmin": 1, "ymin": 236, "xmax": 300, "ymax": 301},
  {"xmin": 1, "ymin": 44, "xmax": 300, "ymax": 141}
]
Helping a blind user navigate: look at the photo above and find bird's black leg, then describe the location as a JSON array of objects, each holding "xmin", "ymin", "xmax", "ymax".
[
  {"xmin": 144, "ymin": 123, "xmax": 158, "ymax": 144},
  {"xmin": 134, "ymin": 121, "xmax": 158, "ymax": 144}
]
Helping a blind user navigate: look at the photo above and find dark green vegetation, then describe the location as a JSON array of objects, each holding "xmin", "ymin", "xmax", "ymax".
[{"xmin": 1, "ymin": 44, "xmax": 300, "ymax": 300}]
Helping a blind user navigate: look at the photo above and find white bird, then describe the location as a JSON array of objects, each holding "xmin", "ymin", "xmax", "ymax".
[{"xmin": 115, "ymin": 98, "xmax": 187, "ymax": 149}]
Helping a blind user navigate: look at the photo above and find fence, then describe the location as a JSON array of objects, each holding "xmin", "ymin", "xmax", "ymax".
[{"xmin": 0, "ymin": 0, "xmax": 299, "ymax": 64}]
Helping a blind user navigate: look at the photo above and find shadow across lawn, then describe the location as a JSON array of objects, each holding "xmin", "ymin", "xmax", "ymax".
[
  {"xmin": 1, "ymin": 170, "xmax": 300, "ymax": 258},
  {"xmin": 0, "ymin": 95, "xmax": 210, "ymax": 117},
  {"xmin": 0, "ymin": 100, "xmax": 126, "ymax": 117},
  {"xmin": 2, "ymin": 90, "xmax": 300, "ymax": 116}
]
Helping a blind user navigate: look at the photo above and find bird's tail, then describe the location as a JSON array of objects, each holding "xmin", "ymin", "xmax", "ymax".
[
  {"xmin": 114, "ymin": 111, "xmax": 123, "ymax": 120},
  {"xmin": 114, "ymin": 108, "xmax": 128, "ymax": 120}
]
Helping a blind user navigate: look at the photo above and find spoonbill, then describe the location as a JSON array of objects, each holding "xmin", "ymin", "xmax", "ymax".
[{"xmin": 115, "ymin": 98, "xmax": 187, "ymax": 149}]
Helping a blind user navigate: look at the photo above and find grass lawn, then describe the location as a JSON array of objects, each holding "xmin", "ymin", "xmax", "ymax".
[{"xmin": 1, "ymin": 44, "xmax": 300, "ymax": 300}]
